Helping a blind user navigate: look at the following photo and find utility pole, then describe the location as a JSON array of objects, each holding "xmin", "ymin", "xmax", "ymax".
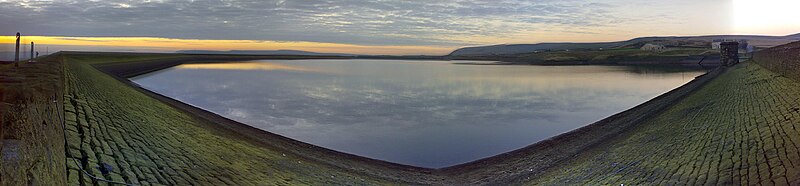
[{"xmin": 14, "ymin": 32, "xmax": 20, "ymax": 67}]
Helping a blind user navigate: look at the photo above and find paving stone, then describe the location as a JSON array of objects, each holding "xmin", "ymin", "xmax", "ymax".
[{"xmin": 68, "ymin": 169, "xmax": 81, "ymax": 186}]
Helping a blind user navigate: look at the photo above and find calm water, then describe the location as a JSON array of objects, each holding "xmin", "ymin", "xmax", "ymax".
[{"xmin": 131, "ymin": 59, "xmax": 705, "ymax": 168}]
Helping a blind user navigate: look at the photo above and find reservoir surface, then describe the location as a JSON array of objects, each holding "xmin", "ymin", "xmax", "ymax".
[{"xmin": 131, "ymin": 59, "xmax": 705, "ymax": 168}]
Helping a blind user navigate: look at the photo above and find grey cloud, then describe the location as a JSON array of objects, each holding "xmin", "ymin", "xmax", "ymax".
[{"xmin": 1, "ymin": 0, "xmax": 623, "ymax": 46}]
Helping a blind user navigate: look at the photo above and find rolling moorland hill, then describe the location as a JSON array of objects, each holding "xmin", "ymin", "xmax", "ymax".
[
  {"xmin": 449, "ymin": 34, "xmax": 800, "ymax": 57},
  {"xmin": 175, "ymin": 50, "xmax": 354, "ymax": 56}
]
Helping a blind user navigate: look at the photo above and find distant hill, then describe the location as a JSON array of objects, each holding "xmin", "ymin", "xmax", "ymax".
[
  {"xmin": 176, "ymin": 50, "xmax": 354, "ymax": 56},
  {"xmin": 448, "ymin": 42, "xmax": 625, "ymax": 56},
  {"xmin": 449, "ymin": 34, "xmax": 800, "ymax": 56}
]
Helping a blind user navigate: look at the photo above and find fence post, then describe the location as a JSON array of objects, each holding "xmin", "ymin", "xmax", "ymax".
[
  {"xmin": 30, "ymin": 42, "xmax": 34, "ymax": 62},
  {"xmin": 14, "ymin": 32, "xmax": 20, "ymax": 67}
]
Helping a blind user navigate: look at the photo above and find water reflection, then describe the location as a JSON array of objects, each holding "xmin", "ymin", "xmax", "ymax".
[{"xmin": 131, "ymin": 59, "xmax": 705, "ymax": 168}]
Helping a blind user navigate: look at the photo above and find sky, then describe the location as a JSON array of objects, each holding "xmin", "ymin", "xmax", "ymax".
[{"xmin": 0, "ymin": 0, "xmax": 798, "ymax": 56}]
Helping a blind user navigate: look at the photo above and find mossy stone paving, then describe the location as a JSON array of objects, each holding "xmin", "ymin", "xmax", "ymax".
[
  {"xmin": 526, "ymin": 62, "xmax": 800, "ymax": 185},
  {"xmin": 58, "ymin": 51, "xmax": 800, "ymax": 185},
  {"xmin": 62, "ymin": 54, "xmax": 446, "ymax": 185}
]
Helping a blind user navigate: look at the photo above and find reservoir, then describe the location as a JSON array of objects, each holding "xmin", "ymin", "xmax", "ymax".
[{"xmin": 131, "ymin": 59, "xmax": 706, "ymax": 168}]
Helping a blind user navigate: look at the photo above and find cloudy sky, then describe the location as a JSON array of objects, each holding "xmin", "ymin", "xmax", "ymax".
[{"xmin": 0, "ymin": 0, "xmax": 797, "ymax": 55}]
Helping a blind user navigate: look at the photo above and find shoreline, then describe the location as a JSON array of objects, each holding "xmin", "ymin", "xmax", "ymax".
[
  {"xmin": 441, "ymin": 66, "xmax": 725, "ymax": 183},
  {"xmin": 452, "ymin": 58, "xmax": 723, "ymax": 67},
  {"xmin": 88, "ymin": 53, "xmax": 723, "ymax": 175},
  {"xmin": 93, "ymin": 56, "xmax": 439, "ymax": 173}
]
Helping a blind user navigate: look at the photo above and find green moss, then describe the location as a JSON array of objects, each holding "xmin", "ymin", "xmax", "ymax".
[
  {"xmin": 57, "ymin": 52, "xmax": 800, "ymax": 185},
  {"xmin": 61, "ymin": 53, "xmax": 419, "ymax": 185},
  {"xmin": 525, "ymin": 62, "xmax": 800, "ymax": 184}
]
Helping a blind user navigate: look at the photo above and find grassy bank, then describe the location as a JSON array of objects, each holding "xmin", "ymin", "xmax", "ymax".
[
  {"xmin": 0, "ymin": 56, "xmax": 67, "ymax": 185},
  {"xmin": 450, "ymin": 47, "xmax": 718, "ymax": 65}
]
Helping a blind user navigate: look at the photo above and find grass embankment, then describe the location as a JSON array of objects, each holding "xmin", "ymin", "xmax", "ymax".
[
  {"xmin": 518, "ymin": 48, "xmax": 713, "ymax": 63},
  {"xmin": 452, "ymin": 48, "xmax": 716, "ymax": 65},
  {"xmin": 0, "ymin": 56, "xmax": 67, "ymax": 185},
  {"xmin": 61, "ymin": 53, "xmax": 443, "ymax": 185}
]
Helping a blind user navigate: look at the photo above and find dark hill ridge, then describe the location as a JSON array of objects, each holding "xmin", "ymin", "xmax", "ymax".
[
  {"xmin": 176, "ymin": 49, "xmax": 354, "ymax": 56},
  {"xmin": 449, "ymin": 33, "xmax": 800, "ymax": 56}
]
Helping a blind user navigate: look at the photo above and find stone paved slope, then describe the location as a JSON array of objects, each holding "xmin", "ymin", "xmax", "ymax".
[
  {"xmin": 61, "ymin": 54, "xmax": 443, "ymax": 185},
  {"xmin": 525, "ymin": 62, "xmax": 800, "ymax": 185}
]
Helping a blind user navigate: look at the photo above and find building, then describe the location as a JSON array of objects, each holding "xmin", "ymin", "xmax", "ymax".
[
  {"xmin": 640, "ymin": 43, "xmax": 666, "ymax": 52},
  {"xmin": 712, "ymin": 39, "xmax": 748, "ymax": 51},
  {"xmin": 720, "ymin": 41, "xmax": 739, "ymax": 66}
]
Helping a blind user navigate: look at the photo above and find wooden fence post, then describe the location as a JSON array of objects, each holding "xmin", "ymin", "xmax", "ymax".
[
  {"xmin": 14, "ymin": 32, "xmax": 20, "ymax": 67},
  {"xmin": 30, "ymin": 42, "xmax": 34, "ymax": 62}
]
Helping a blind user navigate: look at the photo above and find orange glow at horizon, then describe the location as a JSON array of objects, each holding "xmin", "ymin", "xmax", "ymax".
[
  {"xmin": 0, "ymin": 36, "xmax": 455, "ymax": 55},
  {"xmin": 178, "ymin": 62, "xmax": 322, "ymax": 72}
]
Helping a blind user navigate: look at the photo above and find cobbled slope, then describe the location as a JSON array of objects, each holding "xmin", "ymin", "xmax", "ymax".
[
  {"xmin": 526, "ymin": 62, "xmax": 800, "ymax": 185},
  {"xmin": 62, "ymin": 54, "xmax": 442, "ymax": 185}
]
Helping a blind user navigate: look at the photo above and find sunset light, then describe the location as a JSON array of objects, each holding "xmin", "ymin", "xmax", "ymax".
[
  {"xmin": 733, "ymin": 0, "xmax": 800, "ymax": 35},
  {"xmin": 2, "ymin": 0, "xmax": 799, "ymax": 185},
  {"xmin": 0, "ymin": 36, "xmax": 454, "ymax": 55}
]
